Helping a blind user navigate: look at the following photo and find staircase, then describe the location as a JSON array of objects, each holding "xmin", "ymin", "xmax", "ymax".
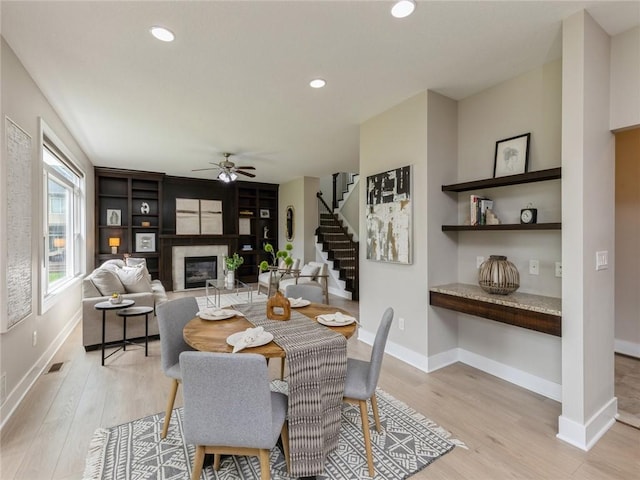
[{"xmin": 316, "ymin": 188, "xmax": 359, "ymax": 301}]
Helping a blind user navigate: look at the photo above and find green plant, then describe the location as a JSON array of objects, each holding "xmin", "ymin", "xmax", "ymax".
[
  {"xmin": 259, "ymin": 242, "xmax": 293, "ymax": 272},
  {"xmin": 225, "ymin": 253, "xmax": 245, "ymax": 271}
]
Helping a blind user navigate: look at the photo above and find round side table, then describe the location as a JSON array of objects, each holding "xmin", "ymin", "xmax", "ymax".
[
  {"xmin": 116, "ymin": 306, "xmax": 154, "ymax": 357},
  {"xmin": 94, "ymin": 299, "xmax": 135, "ymax": 366}
]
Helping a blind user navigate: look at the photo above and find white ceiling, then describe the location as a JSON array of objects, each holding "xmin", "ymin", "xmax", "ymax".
[{"xmin": 2, "ymin": 1, "xmax": 638, "ymax": 184}]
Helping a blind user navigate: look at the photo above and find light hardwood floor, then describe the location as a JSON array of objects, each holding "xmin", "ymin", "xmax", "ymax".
[{"xmin": 1, "ymin": 292, "xmax": 638, "ymax": 480}]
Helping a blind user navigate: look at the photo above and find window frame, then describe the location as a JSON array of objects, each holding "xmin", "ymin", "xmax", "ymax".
[{"xmin": 39, "ymin": 119, "xmax": 86, "ymax": 314}]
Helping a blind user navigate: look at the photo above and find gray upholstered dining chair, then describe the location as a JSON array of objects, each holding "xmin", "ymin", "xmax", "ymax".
[
  {"xmin": 156, "ymin": 296, "xmax": 199, "ymax": 439},
  {"xmin": 180, "ymin": 351, "xmax": 290, "ymax": 480},
  {"xmin": 284, "ymin": 283, "xmax": 324, "ymax": 304},
  {"xmin": 342, "ymin": 307, "xmax": 394, "ymax": 477}
]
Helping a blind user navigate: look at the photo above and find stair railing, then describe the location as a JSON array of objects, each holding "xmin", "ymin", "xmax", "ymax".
[
  {"xmin": 331, "ymin": 172, "xmax": 357, "ymax": 211},
  {"xmin": 317, "ymin": 191, "xmax": 359, "ymax": 300}
]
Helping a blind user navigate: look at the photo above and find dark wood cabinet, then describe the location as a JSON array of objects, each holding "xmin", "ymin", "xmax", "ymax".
[{"xmin": 95, "ymin": 168, "xmax": 163, "ymax": 278}]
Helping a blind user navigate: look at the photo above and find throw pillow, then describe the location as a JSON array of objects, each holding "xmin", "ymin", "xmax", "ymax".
[
  {"xmin": 116, "ymin": 265, "xmax": 152, "ymax": 294},
  {"xmin": 298, "ymin": 264, "xmax": 320, "ymax": 283},
  {"xmin": 125, "ymin": 257, "xmax": 152, "ymax": 282},
  {"xmin": 99, "ymin": 259, "xmax": 125, "ymax": 273},
  {"xmin": 91, "ymin": 269, "xmax": 126, "ymax": 296}
]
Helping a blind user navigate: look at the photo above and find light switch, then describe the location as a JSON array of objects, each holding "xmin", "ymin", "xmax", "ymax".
[{"xmin": 596, "ymin": 251, "xmax": 609, "ymax": 271}]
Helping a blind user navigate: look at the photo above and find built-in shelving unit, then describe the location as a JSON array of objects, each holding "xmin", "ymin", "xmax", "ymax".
[
  {"xmin": 95, "ymin": 168, "xmax": 163, "ymax": 278},
  {"xmin": 441, "ymin": 167, "xmax": 561, "ymax": 231}
]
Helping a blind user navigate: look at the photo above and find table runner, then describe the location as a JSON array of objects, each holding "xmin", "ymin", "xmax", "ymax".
[{"xmin": 236, "ymin": 303, "xmax": 347, "ymax": 477}]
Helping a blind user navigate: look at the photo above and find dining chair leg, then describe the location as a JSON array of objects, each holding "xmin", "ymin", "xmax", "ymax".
[
  {"xmin": 213, "ymin": 453, "xmax": 221, "ymax": 470},
  {"xmin": 280, "ymin": 422, "xmax": 290, "ymax": 473},
  {"xmin": 162, "ymin": 379, "xmax": 179, "ymax": 439},
  {"xmin": 371, "ymin": 393, "xmax": 382, "ymax": 433},
  {"xmin": 359, "ymin": 399, "xmax": 375, "ymax": 477},
  {"xmin": 191, "ymin": 445, "xmax": 205, "ymax": 480},
  {"xmin": 258, "ymin": 449, "xmax": 271, "ymax": 480}
]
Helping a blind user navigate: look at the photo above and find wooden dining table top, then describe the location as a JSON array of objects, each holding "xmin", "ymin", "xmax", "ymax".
[{"xmin": 183, "ymin": 303, "xmax": 357, "ymax": 358}]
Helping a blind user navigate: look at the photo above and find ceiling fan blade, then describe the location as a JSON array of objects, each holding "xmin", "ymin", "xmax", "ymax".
[
  {"xmin": 192, "ymin": 167, "xmax": 220, "ymax": 172},
  {"xmin": 235, "ymin": 170, "xmax": 256, "ymax": 178},
  {"xmin": 235, "ymin": 166, "xmax": 256, "ymax": 170}
]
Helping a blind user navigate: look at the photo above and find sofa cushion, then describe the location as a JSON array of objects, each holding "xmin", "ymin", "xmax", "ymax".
[
  {"xmin": 90, "ymin": 269, "xmax": 126, "ymax": 296},
  {"xmin": 116, "ymin": 265, "xmax": 153, "ymax": 293},
  {"xmin": 298, "ymin": 264, "xmax": 320, "ymax": 283},
  {"xmin": 125, "ymin": 257, "xmax": 152, "ymax": 282},
  {"xmin": 100, "ymin": 259, "xmax": 126, "ymax": 270}
]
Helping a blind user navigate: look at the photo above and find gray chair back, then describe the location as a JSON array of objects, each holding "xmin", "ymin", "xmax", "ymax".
[
  {"xmin": 180, "ymin": 351, "xmax": 277, "ymax": 449},
  {"xmin": 285, "ymin": 283, "xmax": 324, "ymax": 304},
  {"xmin": 156, "ymin": 297, "xmax": 199, "ymax": 376},
  {"xmin": 365, "ymin": 307, "xmax": 394, "ymax": 393}
]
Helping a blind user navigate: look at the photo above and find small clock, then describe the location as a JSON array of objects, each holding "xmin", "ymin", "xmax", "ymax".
[{"xmin": 520, "ymin": 207, "xmax": 537, "ymax": 224}]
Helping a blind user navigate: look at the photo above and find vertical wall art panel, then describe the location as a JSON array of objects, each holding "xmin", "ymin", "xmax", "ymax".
[
  {"xmin": 4, "ymin": 117, "xmax": 32, "ymax": 331},
  {"xmin": 366, "ymin": 165, "xmax": 412, "ymax": 264}
]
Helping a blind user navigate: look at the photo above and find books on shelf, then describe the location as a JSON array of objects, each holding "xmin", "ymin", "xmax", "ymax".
[{"xmin": 470, "ymin": 195, "xmax": 493, "ymax": 226}]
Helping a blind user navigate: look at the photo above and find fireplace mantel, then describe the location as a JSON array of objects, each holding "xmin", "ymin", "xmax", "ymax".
[{"xmin": 159, "ymin": 234, "xmax": 238, "ymax": 290}]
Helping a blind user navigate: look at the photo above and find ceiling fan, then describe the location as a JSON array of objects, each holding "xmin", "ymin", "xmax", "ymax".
[{"xmin": 192, "ymin": 152, "xmax": 256, "ymax": 182}]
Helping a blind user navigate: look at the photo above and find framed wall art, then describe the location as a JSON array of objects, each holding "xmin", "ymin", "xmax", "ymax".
[
  {"xmin": 135, "ymin": 233, "xmax": 156, "ymax": 252},
  {"xmin": 365, "ymin": 165, "xmax": 412, "ymax": 264},
  {"xmin": 259, "ymin": 209, "xmax": 270, "ymax": 218},
  {"xmin": 106, "ymin": 209, "xmax": 121, "ymax": 226},
  {"xmin": 493, "ymin": 132, "xmax": 530, "ymax": 178}
]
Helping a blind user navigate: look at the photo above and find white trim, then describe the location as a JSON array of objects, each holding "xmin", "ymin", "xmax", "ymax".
[
  {"xmin": 557, "ymin": 397, "xmax": 618, "ymax": 451},
  {"xmin": 426, "ymin": 347, "xmax": 459, "ymax": 372},
  {"xmin": 0, "ymin": 310, "xmax": 81, "ymax": 431},
  {"xmin": 614, "ymin": 339, "xmax": 640, "ymax": 358},
  {"xmin": 357, "ymin": 328, "xmax": 430, "ymax": 372}
]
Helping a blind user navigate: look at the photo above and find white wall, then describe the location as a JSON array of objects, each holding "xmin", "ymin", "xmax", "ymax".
[
  {"xmin": 614, "ymin": 128, "xmax": 640, "ymax": 357},
  {"xmin": 610, "ymin": 26, "xmax": 640, "ymax": 130},
  {"xmin": 558, "ymin": 10, "xmax": 616, "ymax": 451},
  {"xmin": 0, "ymin": 39, "xmax": 94, "ymax": 426},
  {"xmin": 360, "ymin": 92, "xmax": 429, "ymax": 357},
  {"xmin": 454, "ymin": 61, "xmax": 563, "ymax": 385},
  {"xmin": 279, "ymin": 176, "xmax": 319, "ymax": 264}
]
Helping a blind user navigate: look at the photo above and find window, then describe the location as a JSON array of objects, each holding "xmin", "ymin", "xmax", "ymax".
[{"xmin": 41, "ymin": 121, "xmax": 85, "ymax": 308}]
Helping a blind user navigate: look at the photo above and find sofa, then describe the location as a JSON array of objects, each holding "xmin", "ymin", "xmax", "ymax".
[{"xmin": 82, "ymin": 258, "xmax": 168, "ymax": 349}]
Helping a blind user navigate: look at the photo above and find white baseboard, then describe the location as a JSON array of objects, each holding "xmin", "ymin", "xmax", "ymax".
[
  {"xmin": 614, "ymin": 339, "xmax": 640, "ymax": 358},
  {"xmin": 557, "ymin": 397, "xmax": 617, "ymax": 451},
  {"xmin": 357, "ymin": 329, "xmax": 429, "ymax": 372},
  {"xmin": 426, "ymin": 347, "xmax": 460, "ymax": 372},
  {"xmin": 0, "ymin": 311, "xmax": 81, "ymax": 431}
]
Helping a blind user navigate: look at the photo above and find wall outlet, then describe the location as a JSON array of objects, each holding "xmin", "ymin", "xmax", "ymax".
[
  {"xmin": 32, "ymin": 330, "xmax": 37, "ymax": 347},
  {"xmin": 398, "ymin": 317, "xmax": 405, "ymax": 331},
  {"xmin": 555, "ymin": 262, "xmax": 562, "ymax": 277},
  {"xmin": 529, "ymin": 259, "xmax": 539, "ymax": 275},
  {"xmin": 596, "ymin": 250, "xmax": 609, "ymax": 270},
  {"xmin": 476, "ymin": 256, "xmax": 485, "ymax": 268}
]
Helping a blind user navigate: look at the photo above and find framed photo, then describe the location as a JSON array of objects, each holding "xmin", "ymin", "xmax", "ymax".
[
  {"xmin": 493, "ymin": 133, "xmax": 530, "ymax": 178},
  {"xmin": 106, "ymin": 209, "xmax": 121, "ymax": 226},
  {"xmin": 259, "ymin": 209, "xmax": 270, "ymax": 218},
  {"xmin": 135, "ymin": 233, "xmax": 155, "ymax": 252}
]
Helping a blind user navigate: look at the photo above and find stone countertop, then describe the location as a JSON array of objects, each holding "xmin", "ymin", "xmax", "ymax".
[{"xmin": 429, "ymin": 283, "xmax": 561, "ymax": 317}]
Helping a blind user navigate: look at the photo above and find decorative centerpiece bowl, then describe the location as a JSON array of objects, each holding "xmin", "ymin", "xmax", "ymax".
[
  {"xmin": 109, "ymin": 293, "xmax": 123, "ymax": 304},
  {"xmin": 478, "ymin": 255, "xmax": 520, "ymax": 295}
]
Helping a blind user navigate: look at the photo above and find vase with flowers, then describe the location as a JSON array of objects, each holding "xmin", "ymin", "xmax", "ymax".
[
  {"xmin": 260, "ymin": 242, "xmax": 294, "ymax": 320},
  {"xmin": 224, "ymin": 253, "xmax": 244, "ymax": 288}
]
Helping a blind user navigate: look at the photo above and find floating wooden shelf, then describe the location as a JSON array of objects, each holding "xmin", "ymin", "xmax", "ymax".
[
  {"xmin": 442, "ymin": 167, "xmax": 561, "ymax": 193},
  {"xmin": 442, "ymin": 223, "xmax": 561, "ymax": 231}
]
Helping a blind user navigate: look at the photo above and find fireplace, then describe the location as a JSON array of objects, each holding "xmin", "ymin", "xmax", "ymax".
[{"xmin": 184, "ymin": 256, "xmax": 217, "ymax": 289}]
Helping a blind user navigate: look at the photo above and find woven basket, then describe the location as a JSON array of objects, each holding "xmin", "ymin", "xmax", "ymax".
[{"xmin": 478, "ymin": 255, "xmax": 520, "ymax": 295}]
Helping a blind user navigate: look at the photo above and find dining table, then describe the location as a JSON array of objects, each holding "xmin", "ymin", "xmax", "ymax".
[{"xmin": 182, "ymin": 302, "xmax": 358, "ymax": 478}]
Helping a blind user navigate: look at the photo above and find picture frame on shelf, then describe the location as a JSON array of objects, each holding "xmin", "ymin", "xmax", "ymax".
[
  {"xmin": 493, "ymin": 133, "xmax": 530, "ymax": 178},
  {"xmin": 106, "ymin": 209, "xmax": 121, "ymax": 226},
  {"xmin": 259, "ymin": 209, "xmax": 270, "ymax": 218},
  {"xmin": 135, "ymin": 233, "xmax": 155, "ymax": 252}
]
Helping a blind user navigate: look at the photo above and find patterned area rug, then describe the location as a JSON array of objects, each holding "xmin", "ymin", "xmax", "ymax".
[
  {"xmin": 195, "ymin": 291, "xmax": 269, "ymax": 309},
  {"xmin": 83, "ymin": 381, "xmax": 465, "ymax": 480}
]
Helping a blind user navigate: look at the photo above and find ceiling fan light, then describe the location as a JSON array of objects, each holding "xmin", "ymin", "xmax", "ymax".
[
  {"xmin": 391, "ymin": 0, "xmax": 416, "ymax": 18},
  {"xmin": 218, "ymin": 171, "xmax": 231, "ymax": 182},
  {"xmin": 150, "ymin": 26, "xmax": 175, "ymax": 42},
  {"xmin": 229, "ymin": 172, "xmax": 238, "ymax": 181}
]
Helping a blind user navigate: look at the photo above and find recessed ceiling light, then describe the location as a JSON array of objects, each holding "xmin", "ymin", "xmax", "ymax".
[
  {"xmin": 150, "ymin": 26, "xmax": 175, "ymax": 42},
  {"xmin": 391, "ymin": 0, "xmax": 416, "ymax": 19},
  {"xmin": 309, "ymin": 78, "xmax": 326, "ymax": 89}
]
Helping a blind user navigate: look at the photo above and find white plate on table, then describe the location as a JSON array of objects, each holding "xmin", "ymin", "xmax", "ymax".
[
  {"xmin": 316, "ymin": 313, "xmax": 357, "ymax": 326},
  {"xmin": 226, "ymin": 331, "xmax": 274, "ymax": 348},
  {"xmin": 288, "ymin": 298, "xmax": 311, "ymax": 308},
  {"xmin": 198, "ymin": 309, "xmax": 238, "ymax": 321}
]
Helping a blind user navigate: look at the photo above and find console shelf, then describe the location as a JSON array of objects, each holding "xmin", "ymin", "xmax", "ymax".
[
  {"xmin": 442, "ymin": 223, "xmax": 561, "ymax": 231},
  {"xmin": 442, "ymin": 167, "xmax": 561, "ymax": 193}
]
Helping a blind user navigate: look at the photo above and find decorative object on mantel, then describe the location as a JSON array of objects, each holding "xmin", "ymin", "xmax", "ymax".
[
  {"xmin": 109, "ymin": 292, "xmax": 123, "ymax": 304},
  {"xmin": 224, "ymin": 253, "xmax": 244, "ymax": 287},
  {"xmin": 478, "ymin": 255, "xmax": 520, "ymax": 295},
  {"xmin": 266, "ymin": 290, "xmax": 291, "ymax": 320},
  {"xmin": 140, "ymin": 202, "xmax": 150, "ymax": 214}
]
